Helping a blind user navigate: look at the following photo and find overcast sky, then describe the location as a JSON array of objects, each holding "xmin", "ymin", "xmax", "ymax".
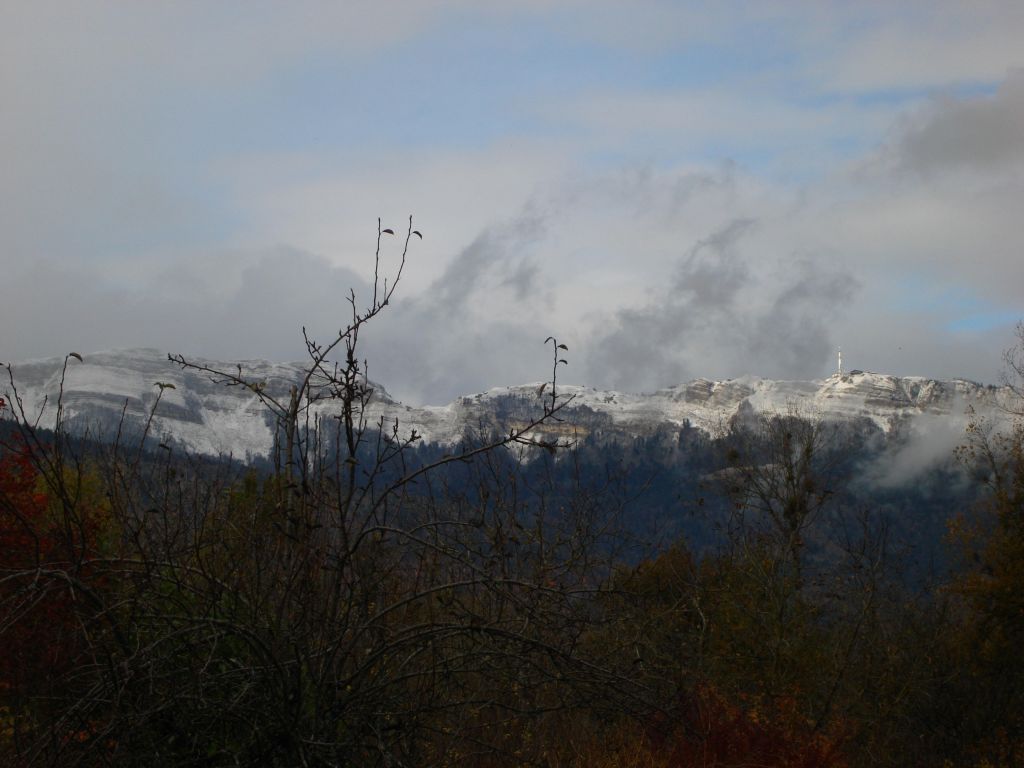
[{"xmin": 3, "ymin": 1, "xmax": 1023, "ymax": 403}]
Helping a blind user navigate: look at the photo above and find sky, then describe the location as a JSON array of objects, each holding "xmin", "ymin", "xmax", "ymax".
[{"xmin": 2, "ymin": 1, "xmax": 1024, "ymax": 404}]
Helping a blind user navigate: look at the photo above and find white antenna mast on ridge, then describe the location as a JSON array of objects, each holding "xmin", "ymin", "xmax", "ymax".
[{"xmin": 837, "ymin": 346, "xmax": 843, "ymax": 376}]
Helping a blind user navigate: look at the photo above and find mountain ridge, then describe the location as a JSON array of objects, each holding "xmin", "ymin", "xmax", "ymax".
[{"xmin": 1, "ymin": 348, "xmax": 1011, "ymax": 460}]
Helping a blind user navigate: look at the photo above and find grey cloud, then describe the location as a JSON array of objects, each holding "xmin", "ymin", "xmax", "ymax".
[
  {"xmin": 583, "ymin": 307, "xmax": 688, "ymax": 392},
  {"xmin": 668, "ymin": 168, "xmax": 738, "ymax": 214},
  {"xmin": 2, "ymin": 3, "xmax": 1021, "ymax": 415},
  {"xmin": 584, "ymin": 218, "xmax": 755, "ymax": 391},
  {"xmin": 746, "ymin": 261, "xmax": 860, "ymax": 378},
  {"xmin": 425, "ymin": 213, "xmax": 545, "ymax": 313},
  {"xmin": 500, "ymin": 260, "xmax": 541, "ymax": 301},
  {"xmin": 0, "ymin": 206, "xmax": 556, "ymax": 407},
  {"xmin": 674, "ymin": 218, "xmax": 754, "ymax": 309},
  {"xmin": 0, "ymin": 230, "xmax": 553, "ymax": 406},
  {"xmin": 0, "ymin": 2, "xmax": 476, "ymax": 272},
  {"xmin": 890, "ymin": 69, "xmax": 1024, "ymax": 176},
  {"xmin": 0, "ymin": 249, "xmax": 370, "ymax": 365},
  {"xmin": 585, "ymin": 220, "xmax": 859, "ymax": 392},
  {"xmin": 355, "ymin": 213, "xmax": 553, "ymax": 404}
]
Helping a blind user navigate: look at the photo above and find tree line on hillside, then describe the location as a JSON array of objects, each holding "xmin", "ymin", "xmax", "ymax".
[{"xmin": 3, "ymin": 224, "xmax": 1024, "ymax": 767}]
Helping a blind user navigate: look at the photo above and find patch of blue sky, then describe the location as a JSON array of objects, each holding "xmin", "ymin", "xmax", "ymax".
[
  {"xmin": 889, "ymin": 279, "xmax": 972, "ymax": 313},
  {"xmin": 156, "ymin": 8, "xmax": 1007, "ymax": 198},
  {"xmin": 641, "ymin": 42, "xmax": 801, "ymax": 92},
  {"xmin": 886, "ymin": 276, "xmax": 1020, "ymax": 332},
  {"xmin": 821, "ymin": 132, "xmax": 877, "ymax": 157},
  {"xmin": 614, "ymin": 132, "xmax": 856, "ymax": 185},
  {"xmin": 947, "ymin": 310, "xmax": 1022, "ymax": 334},
  {"xmin": 823, "ymin": 79, "xmax": 1000, "ymax": 108},
  {"xmin": 175, "ymin": 16, "xmax": 659, "ymax": 159},
  {"xmin": 169, "ymin": 9, "xmax": 838, "ymax": 165}
]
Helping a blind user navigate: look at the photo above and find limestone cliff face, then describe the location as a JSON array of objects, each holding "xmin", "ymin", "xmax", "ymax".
[{"xmin": 2, "ymin": 348, "xmax": 1011, "ymax": 459}]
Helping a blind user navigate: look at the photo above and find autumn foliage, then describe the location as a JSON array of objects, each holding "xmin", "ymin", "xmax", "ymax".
[
  {"xmin": 0, "ymin": 435, "xmax": 118, "ymax": 758},
  {"xmin": 645, "ymin": 685, "xmax": 848, "ymax": 768},
  {"xmin": 0, "ymin": 442, "xmax": 73, "ymax": 685}
]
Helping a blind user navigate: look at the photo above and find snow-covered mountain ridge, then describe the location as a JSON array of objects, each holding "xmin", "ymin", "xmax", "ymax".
[{"xmin": 1, "ymin": 348, "xmax": 1012, "ymax": 460}]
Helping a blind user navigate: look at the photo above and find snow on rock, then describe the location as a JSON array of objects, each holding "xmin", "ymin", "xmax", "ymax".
[{"xmin": 1, "ymin": 349, "xmax": 1013, "ymax": 460}]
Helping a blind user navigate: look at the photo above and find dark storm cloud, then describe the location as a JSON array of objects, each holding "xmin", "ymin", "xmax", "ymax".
[{"xmin": 585, "ymin": 220, "xmax": 859, "ymax": 392}]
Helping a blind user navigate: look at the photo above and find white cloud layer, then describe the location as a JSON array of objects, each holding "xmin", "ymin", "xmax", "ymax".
[{"xmin": 2, "ymin": 3, "xmax": 1023, "ymax": 404}]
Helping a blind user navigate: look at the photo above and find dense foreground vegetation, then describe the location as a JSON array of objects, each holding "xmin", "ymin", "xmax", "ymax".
[
  {"xmin": 8, "ymin": 378, "xmax": 1024, "ymax": 767},
  {"xmin": 4, "ymin": 227, "xmax": 1024, "ymax": 766}
]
